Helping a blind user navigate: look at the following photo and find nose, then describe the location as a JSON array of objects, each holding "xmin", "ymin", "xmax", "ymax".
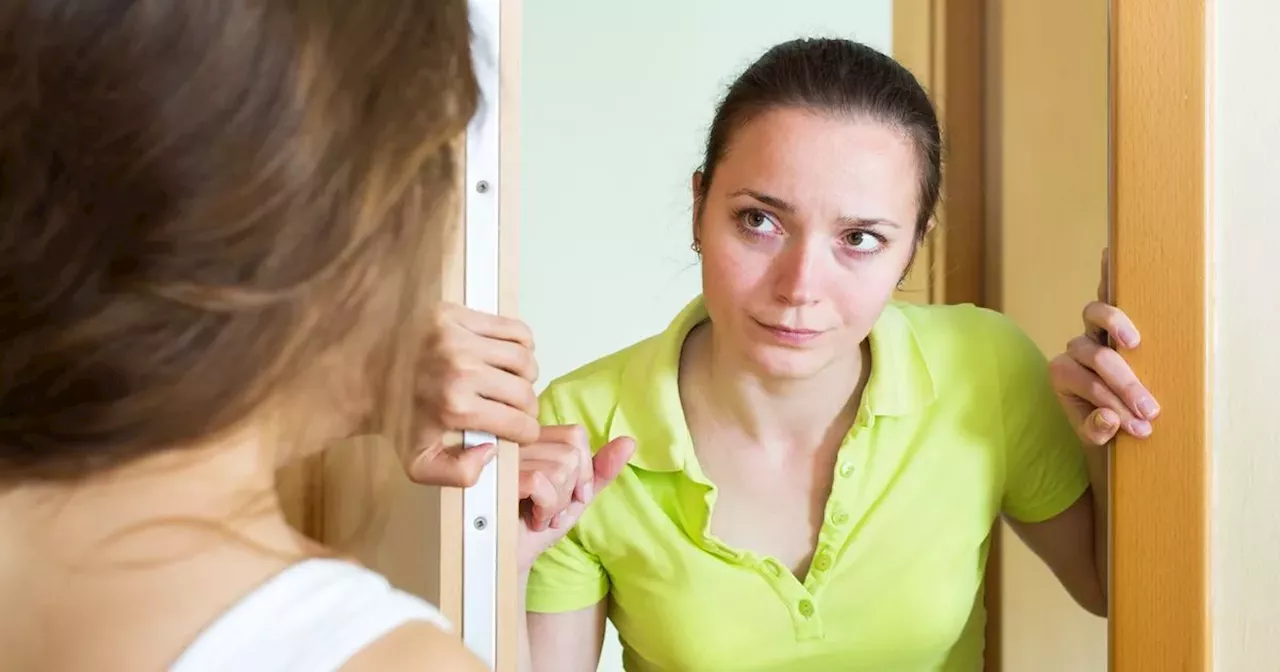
[{"xmin": 772, "ymin": 239, "xmax": 823, "ymax": 306}]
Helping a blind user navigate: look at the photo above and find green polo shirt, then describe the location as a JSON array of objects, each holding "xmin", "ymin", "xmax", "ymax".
[{"xmin": 526, "ymin": 297, "xmax": 1088, "ymax": 671}]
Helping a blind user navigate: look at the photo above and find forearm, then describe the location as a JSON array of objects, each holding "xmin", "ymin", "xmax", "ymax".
[
  {"xmin": 1082, "ymin": 444, "xmax": 1109, "ymax": 605},
  {"xmin": 518, "ymin": 566, "xmax": 533, "ymax": 672}
]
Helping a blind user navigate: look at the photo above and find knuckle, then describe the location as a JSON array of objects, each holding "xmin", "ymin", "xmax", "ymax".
[
  {"xmin": 530, "ymin": 471, "xmax": 552, "ymax": 497},
  {"xmin": 515, "ymin": 320, "xmax": 534, "ymax": 346},
  {"xmin": 521, "ymin": 416, "xmax": 542, "ymax": 443},
  {"xmin": 1094, "ymin": 346, "xmax": 1127, "ymax": 372},
  {"xmin": 565, "ymin": 424, "xmax": 588, "ymax": 449},
  {"xmin": 441, "ymin": 393, "xmax": 472, "ymax": 425},
  {"xmin": 1048, "ymin": 354, "xmax": 1076, "ymax": 379},
  {"xmin": 440, "ymin": 364, "xmax": 468, "ymax": 389},
  {"xmin": 1086, "ymin": 378, "xmax": 1111, "ymax": 402}
]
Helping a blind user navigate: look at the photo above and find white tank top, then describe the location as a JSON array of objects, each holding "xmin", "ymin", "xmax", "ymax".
[{"xmin": 169, "ymin": 558, "xmax": 453, "ymax": 672}]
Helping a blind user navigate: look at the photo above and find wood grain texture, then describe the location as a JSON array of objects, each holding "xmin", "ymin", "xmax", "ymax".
[
  {"xmin": 894, "ymin": 4, "xmax": 998, "ymax": 670},
  {"xmin": 1108, "ymin": 0, "xmax": 1211, "ymax": 669},
  {"xmin": 935, "ymin": 0, "xmax": 985, "ymax": 309},
  {"xmin": 494, "ymin": 0, "xmax": 521, "ymax": 668},
  {"xmin": 987, "ymin": 2, "xmax": 1110, "ymax": 670},
  {"xmin": 892, "ymin": 0, "xmax": 936, "ymax": 305}
]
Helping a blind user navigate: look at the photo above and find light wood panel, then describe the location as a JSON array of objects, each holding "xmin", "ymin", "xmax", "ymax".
[
  {"xmin": 892, "ymin": 0, "xmax": 985, "ymax": 310},
  {"xmin": 892, "ymin": 0, "xmax": 936, "ymax": 305},
  {"xmin": 894, "ymin": 4, "xmax": 998, "ymax": 670},
  {"xmin": 1108, "ymin": 0, "xmax": 1212, "ymax": 669},
  {"xmin": 986, "ymin": 2, "xmax": 1111, "ymax": 671},
  {"xmin": 494, "ymin": 0, "xmax": 521, "ymax": 668}
]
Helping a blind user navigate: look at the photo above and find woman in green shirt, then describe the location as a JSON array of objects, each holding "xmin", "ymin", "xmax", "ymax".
[{"xmin": 509, "ymin": 37, "xmax": 1154, "ymax": 672}]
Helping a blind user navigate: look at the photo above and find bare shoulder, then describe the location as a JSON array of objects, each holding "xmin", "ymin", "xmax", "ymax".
[{"xmin": 340, "ymin": 621, "xmax": 489, "ymax": 672}]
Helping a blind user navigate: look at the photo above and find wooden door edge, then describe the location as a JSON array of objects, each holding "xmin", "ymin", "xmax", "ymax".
[
  {"xmin": 1108, "ymin": 0, "xmax": 1212, "ymax": 669},
  {"xmin": 494, "ymin": 0, "xmax": 522, "ymax": 669}
]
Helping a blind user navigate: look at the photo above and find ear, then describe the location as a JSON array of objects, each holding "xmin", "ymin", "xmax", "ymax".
[
  {"xmin": 691, "ymin": 171, "xmax": 705, "ymax": 238},
  {"xmin": 923, "ymin": 217, "xmax": 937, "ymax": 238}
]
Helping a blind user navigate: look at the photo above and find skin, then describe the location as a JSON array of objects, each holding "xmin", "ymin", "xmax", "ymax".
[
  {"xmin": 518, "ymin": 108, "xmax": 1159, "ymax": 671},
  {"xmin": 0, "ymin": 303, "xmax": 541, "ymax": 672}
]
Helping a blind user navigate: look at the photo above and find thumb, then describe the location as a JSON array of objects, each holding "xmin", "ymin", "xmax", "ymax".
[
  {"xmin": 591, "ymin": 437, "xmax": 635, "ymax": 491},
  {"xmin": 1080, "ymin": 407, "xmax": 1120, "ymax": 446},
  {"xmin": 409, "ymin": 443, "xmax": 498, "ymax": 487}
]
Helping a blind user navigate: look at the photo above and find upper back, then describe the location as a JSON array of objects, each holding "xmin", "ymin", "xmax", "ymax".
[{"xmin": 171, "ymin": 559, "xmax": 479, "ymax": 672}]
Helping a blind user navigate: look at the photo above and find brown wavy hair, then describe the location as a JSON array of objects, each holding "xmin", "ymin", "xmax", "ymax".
[{"xmin": 0, "ymin": 1, "xmax": 478, "ymax": 484}]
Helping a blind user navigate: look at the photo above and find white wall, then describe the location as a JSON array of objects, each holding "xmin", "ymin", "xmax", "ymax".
[
  {"xmin": 1211, "ymin": 1, "xmax": 1280, "ymax": 669},
  {"xmin": 519, "ymin": 3, "xmax": 892, "ymax": 669}
]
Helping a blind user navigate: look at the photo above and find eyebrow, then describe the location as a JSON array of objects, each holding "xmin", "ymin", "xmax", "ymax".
[{"xmin": 729, "ymin": 188, "xmax": 901, "ymax": 229}]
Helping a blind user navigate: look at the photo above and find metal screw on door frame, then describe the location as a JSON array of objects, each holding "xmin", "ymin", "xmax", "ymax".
[
  {"xmin": 472, "ymin": 516, "xmax": 488, "ymax": 531},
  {"xmin": 475, "ymin": 180, "xmax": 490, "ymax": 194}
]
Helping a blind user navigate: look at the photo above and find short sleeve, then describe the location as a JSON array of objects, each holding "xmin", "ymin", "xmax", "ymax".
[
  {"xmin": 990, "ymin": 313, "xmax": 1091, "ymax": 523},
  {"xmin": 524, "ymin": 388, "xmax": 611, "ymax": 613}
]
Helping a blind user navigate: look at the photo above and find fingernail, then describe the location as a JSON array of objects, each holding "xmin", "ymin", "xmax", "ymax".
[
  {"xmin": 1126, "ymin": 419, "xmax": 1153, "ymax": 438},
  {"xmin": 1119, "ymin": 328, "xmax": 1140, "ymax": 347},
  {"xmin": 582, "ymin": 481, "xmax": 594, "ymax": 502},
  {"xmin": 550, "ymin": 514, "xmax": 563, "ymax": 529},
  {"xmin": 1136, "ymin": 397, "xmax": 1160, "ymax": 419},
  {"xmin": 1094, "ymin": 412, "xmax": 1116, "ymax": 429}
]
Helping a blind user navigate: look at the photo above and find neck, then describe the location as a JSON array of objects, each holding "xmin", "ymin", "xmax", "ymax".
[
  {"xmin": 0, "ymin": 433, "xmax": 312, "ymax": 670},
  {"xmin": 684, "ymin": 322, "xmax": 870, "ymax": 453}
]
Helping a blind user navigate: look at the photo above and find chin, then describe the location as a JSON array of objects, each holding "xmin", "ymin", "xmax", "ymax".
[{"xmin": 744, "ymin": 345, "xmax": 833, "ymax": 381}]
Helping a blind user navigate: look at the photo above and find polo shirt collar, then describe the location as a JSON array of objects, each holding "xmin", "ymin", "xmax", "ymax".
[{"xmin": 606, "ymin": 297, "xmax": 936, "ymax": 474}]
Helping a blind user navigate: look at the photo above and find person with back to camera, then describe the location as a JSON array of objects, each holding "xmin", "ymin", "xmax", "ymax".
[
  {"xmin": 0, "ymin": 2, "xmax": 611, "ymax": 670},
  {"xmin": 514, "ymin": 38, "xmax": 1158, "ymax": 671}
]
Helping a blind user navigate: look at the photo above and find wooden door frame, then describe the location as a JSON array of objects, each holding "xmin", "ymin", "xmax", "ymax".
[
  {"xmin": 1108, "ymin": 0, "xmax": 1212, "ymax": 669},
  {"xmin": 897, "ymin": 2, "xmax": 1214, "ymax": 671},
  {"xmin": 893, "ymin": 0, "xmax": 996, "ymax": 666}
]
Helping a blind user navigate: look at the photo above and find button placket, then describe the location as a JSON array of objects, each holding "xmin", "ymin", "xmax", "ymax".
[
  {"xmin": 797, "ymin": 598, "xmax": 815, "ymax": 618},
  {"xmin": 811, "ymin": 547, "xmax": 833, "ymax": 572}
]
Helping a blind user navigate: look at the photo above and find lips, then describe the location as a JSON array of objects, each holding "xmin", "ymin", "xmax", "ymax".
[
  {"xmin": 761, "ymin": 324, "xmax": 821, "ymax": 336},
  {"xmin": 753, "ymin": 318, "xmax": 826, "ymax": 345}
]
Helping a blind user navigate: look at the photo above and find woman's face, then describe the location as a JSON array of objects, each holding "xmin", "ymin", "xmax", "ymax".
[{"xmin": 695, "ymin": 107, "xmax": 922, "ymax": 380}]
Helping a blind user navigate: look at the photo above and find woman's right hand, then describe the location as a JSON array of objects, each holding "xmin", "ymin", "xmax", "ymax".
[
  {"xmin": 404, "ymin": 302, "xmax": 542, "ymax": 488},
  {"xmin": 517, "ymin": 425, "xmax": 634, "ymax": 570}
]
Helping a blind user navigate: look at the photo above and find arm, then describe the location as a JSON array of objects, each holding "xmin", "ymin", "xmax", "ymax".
[
  {"xmin": 1005, "ymin": 472, "xmax": 1107, "ymax": 617},
  {"xmin": 516, "ymin": 390, "xmax": 635, "ymax": 672},
  {"xmin": 1020, "ymin": 264, "xmax": 1158, "ymax": 617},
  {"xmin": 520, "ymin": 565, "xmax": 608, "ymax": 672},
  {"xmin": 987, "ymin": 308, "xmax": 1111, "ymax": 617}
]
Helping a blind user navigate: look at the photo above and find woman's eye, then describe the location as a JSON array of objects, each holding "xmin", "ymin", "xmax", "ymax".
[
  {"xmin": 741, "ymin": 210, "xmax": 779, "ymax": 233},
  {"xmin": 845, "ymin": 230, "xmax": 884, "ymax": 253}
]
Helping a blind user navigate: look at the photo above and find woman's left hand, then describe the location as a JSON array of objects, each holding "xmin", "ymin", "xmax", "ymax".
[{"xmin": 1049, "ymin": 250, "xmax": 1161, "ymax": 446}]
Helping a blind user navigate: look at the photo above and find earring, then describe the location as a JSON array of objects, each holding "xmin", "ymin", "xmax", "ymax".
[{"xmin": 691, "ymin": 239, "xmax": 702, "ymax": 255}]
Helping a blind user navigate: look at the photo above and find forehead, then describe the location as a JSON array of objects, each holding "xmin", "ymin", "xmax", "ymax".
[{"xmin": 711, "ymin": 108, "xmax": 920, "ymax": 215}]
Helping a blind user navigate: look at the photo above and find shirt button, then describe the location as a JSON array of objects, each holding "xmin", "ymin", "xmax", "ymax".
[
  {"xmin": 831, "ymin": 510, "xmax": 849, "ymax": 526},
  {"xmin": 798, "ymin": 599, "xmax": 815, "ymax": 618},
  {"xmin": 762, "ymin": 559, "xmax": 783, "ymax": 577},
  {"xmin": 838, "ymin": 462, "xmax": 855, "ymax": 478},
  {"xmin": 813, "ymin": 550, "xmax": 833, "ymax": 572}
]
